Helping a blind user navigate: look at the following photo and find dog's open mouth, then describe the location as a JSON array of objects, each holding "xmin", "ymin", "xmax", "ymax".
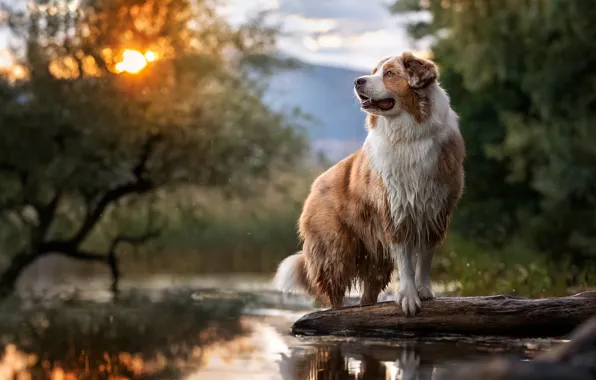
[{"xmin": 359, "ymin": 95, "xmax": 395, "ymax": 111}]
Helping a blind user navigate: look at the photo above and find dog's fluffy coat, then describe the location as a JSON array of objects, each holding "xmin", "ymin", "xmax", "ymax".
[{"xmin": 274, "ymin": 52, "xmax": 465, "ymax": 316}]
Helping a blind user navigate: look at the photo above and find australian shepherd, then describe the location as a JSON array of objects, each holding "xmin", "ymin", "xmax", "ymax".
[{"xmin": 273, "ymin": 52, "xmax": 465, "ymax": 316}]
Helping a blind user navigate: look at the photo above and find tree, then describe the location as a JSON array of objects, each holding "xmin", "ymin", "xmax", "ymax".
[
  {"xmin": 0, "ymin": 0, "xmax": 307, "ymax": 296},
  {"xmin": 391, "ymin": 0, "xmax": 596, "ymax": 265}
]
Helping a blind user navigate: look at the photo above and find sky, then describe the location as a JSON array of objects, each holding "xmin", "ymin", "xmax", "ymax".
[
  {"xmin": 218, "ymin": 0, "xmax": 430, "ymax": 71},
  {"xmin": 0, "ymin": 0, "xmax": 429, "ymax": 72}
]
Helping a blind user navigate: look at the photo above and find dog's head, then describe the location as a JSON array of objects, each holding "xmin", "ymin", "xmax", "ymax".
[{"xmin": 354, "ymin": 52, "xmax": 438, "ymax": 120}]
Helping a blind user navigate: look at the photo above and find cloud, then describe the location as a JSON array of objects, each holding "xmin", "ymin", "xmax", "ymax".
[
  {"xmin": 219, "ymin": 0, "xmax": 432, "ymax": 70},
  {"xmin": 278, "ymin": 0, "xmax": 388, "ymax": 21},
  {"xmin": 277, "ymin": 27, "xmax": 419, "ymax": 70},
  {"xmin": 281, "ymin": 14, "xmax": 339, "ymax": 34}
]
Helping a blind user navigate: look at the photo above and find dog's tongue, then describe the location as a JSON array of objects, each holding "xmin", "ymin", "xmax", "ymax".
[
  {"xmin": 361, "ymin": 98, "xmax": 395, "ymax": 110},
  {"xmin": 376, "ymin": 99, "xmax": 394, "ymax": 110}
]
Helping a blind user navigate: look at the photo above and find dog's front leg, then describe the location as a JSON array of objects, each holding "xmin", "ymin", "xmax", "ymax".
[
  {"xmin": 415, "ymin": 248, "xmax": 435, "ymax": 300},
  {"xmin": 392, "ymin": 244, "xmax": 421, "ymax": 316}
]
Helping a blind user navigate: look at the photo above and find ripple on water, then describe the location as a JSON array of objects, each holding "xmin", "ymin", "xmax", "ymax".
[{"xmin": 3, "ymin": 274, "xmax": 566, "ymax": 379}]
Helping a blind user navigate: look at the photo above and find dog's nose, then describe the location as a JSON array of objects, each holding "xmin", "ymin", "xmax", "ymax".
[{"xmin": 354, "ymin": 77, "xmax": 366, "ymax": 86}]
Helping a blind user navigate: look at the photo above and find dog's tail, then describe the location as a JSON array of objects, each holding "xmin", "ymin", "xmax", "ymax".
[{"xmin": 273, "ymin": 251, "xmax": 309, "ymax": 293}]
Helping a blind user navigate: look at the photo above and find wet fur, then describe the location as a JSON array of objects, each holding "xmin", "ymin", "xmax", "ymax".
[{"xmin": 273, "ymin": 52, "xmax": 465, "ymax": 315}]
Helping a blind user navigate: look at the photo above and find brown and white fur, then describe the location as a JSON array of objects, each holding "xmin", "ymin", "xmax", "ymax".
[{"xmin": 273, "ymin": 52, "xmax": 465, "ymax": 316}]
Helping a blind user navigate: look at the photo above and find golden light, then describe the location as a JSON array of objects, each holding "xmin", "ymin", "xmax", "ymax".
[
  {"xmin": 115, "ymin": 49, "xmax": 157, "ymax": 74},
  {"xmin": 144, "ymin": 51, "xmax": 157, "ymax": 62}
]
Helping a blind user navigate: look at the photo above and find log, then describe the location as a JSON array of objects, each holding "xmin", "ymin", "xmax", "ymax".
[{"xmin": 291, "ymin": 291, "xmax": 596, "ymax": 338}]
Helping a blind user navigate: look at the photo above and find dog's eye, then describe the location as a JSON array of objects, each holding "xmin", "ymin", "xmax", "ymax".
[{"xmin": 384, "ymin": 70, "xmax": 394, "ymax": 77}]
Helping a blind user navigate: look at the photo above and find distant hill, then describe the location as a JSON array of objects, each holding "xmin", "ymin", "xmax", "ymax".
[{"xmin": 264, "ymin": 62, "xmax": 368, "ymax": 161}]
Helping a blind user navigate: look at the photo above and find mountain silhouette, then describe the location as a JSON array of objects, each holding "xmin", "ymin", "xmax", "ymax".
[{"xmin": 265, "ymin": 61, "xmax": 368, "ymax": 161}]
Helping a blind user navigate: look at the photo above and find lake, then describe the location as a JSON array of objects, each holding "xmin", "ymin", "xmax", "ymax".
[{"xmin": 0, "ymin": 274, "xmax": 565, "ymax": 379}]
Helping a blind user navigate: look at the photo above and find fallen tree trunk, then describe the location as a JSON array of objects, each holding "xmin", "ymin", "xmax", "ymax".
[{"xmin": 291, "ymin": 291, "xmax": 596, "ymax": 338}]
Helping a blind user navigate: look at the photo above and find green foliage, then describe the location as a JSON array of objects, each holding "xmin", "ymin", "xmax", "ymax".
[
  {"xmin": 434, "ymin": 234, "xmax": 588, "ymax": 297},
  {"xmin": 114, "ymin": 170, "xmax": 317, "ymax": 274},
  {"xmin": 392, "ymin": 0, "xmax": 596, "ymax": 267},
  {"xmin": 0, "ymin": 0, "xmax": 308, "ymax": 286}
]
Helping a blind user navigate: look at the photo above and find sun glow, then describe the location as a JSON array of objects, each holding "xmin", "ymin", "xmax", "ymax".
[{"xmin": 115, "ymin": 49, "xmax": 157, "ymax": 74}]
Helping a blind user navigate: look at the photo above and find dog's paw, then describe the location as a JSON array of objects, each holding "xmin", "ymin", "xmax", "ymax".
[
  {"xmin": 396, "ymin": 350, "xmax": 420, "ymax": 380},
  {"xmin": 395, "ymin": 287, "xmax": 421, "ymax": 316},
  {"xmin": 417, "ymin": 286, "xmax": 434, "ymax": 300}
]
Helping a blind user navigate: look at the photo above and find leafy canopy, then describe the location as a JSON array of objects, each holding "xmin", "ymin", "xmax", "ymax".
[
  {"xmin": 0, "ymin": 0, "xmax": 307, "ymax": 281},
  {"xmin": 392, "ymin": 0, "xmax": 596, "ymax": 261}
]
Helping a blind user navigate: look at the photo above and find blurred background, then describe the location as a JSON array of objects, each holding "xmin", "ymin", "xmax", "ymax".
[{"xmin": 0, "ymin": 0, "xmax": 595, "ymax": 379}]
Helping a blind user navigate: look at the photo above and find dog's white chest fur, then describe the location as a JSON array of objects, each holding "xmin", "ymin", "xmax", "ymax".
[{"xmin": 365, "ymin": 122, "xmax": 449, "ymax": 232}]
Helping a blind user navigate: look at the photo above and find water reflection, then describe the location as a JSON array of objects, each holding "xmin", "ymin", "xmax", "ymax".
[
  {"xmin": 185, "ymin": 319, "xmax": 442, "ymax": 380},
  {"xmin": 277, "ymin": 337, "xmax": 558, "ymax": 380},
  {"xmin": 0, "ymin": 305, "xmax": 558, "ymax": 380},
  {"xmin": 0, "ymin": 278, "xmax": 562, "ymax": 380},
  {"xmin": 0, "ymin": 290, "xmax": 250, "ymax": 380},
  {"xmin": 285, "ymin": 346, "xmax": 431, "ymax": 380}
]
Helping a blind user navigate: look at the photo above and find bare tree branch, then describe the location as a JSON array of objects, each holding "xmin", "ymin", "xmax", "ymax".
[
  {"xmin": 70, "ymin": 181, "xmax": 152, "ymax": 244},
  {"xmin": 0, "ymin": 134, "xmax": 165, "ymax": 298},
  {"xmin": 133, "ymin": 133, "xmax": 162, "ymax": 179},
  {"xmin": 33, "ymin": 190, "xmax": 62, "ymax": 244},
  {"xmin": 106, "ymin": 226, "xmax": 162, "ymax": 295},
  {"xmin": 108, "ymin": 229, "xmax": 162, "ymax": 252},
  {"xmin": 69, "ymin": 134, "xmax": 161, "ymax": 246},
  {"xmin": 30, "ymin": 146, "xmax": 163, "ymax": 296},
  {"xmin": 39, "ymin": 227, "xmax": 161, "ymax": 264},
  {"xmin": 58, "ymin": 249, "xmax": 107, "ymax": 262}
]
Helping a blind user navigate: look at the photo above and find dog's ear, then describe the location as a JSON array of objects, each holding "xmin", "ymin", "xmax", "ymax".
[{"xmin": 401, "ymin": 52, "xmax": 438, "ymax": 88}]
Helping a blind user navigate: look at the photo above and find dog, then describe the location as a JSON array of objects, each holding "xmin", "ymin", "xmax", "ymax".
[{"xmin": 273, "ymin": 52, "xmax": 465, "ymax": 316}]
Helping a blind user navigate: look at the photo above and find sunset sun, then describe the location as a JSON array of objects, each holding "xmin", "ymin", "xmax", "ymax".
[{"xmin": 115, "ymin": 49, "xmax": 157, "ymax": 74}]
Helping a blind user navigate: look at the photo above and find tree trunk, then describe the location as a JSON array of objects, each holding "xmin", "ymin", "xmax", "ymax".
[
  {"xmin": 107, "ymin": 250, "xmax": 120, "ymax": 296},
  {"xmin": 0, "ymin": 251, "xmax": 42, "ymax": 298},
  {"xmin": 291, "ymin": 291, "xmax": 596, "ymax": 338}
]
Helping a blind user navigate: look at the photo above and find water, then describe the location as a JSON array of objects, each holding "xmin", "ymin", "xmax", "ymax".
[{"xmin": 0, "ymin": 274, "xmax": 564, "ymax": 379}]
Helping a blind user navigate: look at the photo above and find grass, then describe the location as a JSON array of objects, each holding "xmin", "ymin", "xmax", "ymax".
[
  {"xmin": 117, "ymin": 169, "xmax": 315, "ymax": 274},
  {"xmin": 8, "ymin": 166, "xmax": 594, "ymax": 299},
  {"xmin": 434, "ymin": 234, "xmax": 594, "ymax": 297},
  {"xmin": 113, "ymin": 193, "xmax": 592, "ymax": 298}
]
